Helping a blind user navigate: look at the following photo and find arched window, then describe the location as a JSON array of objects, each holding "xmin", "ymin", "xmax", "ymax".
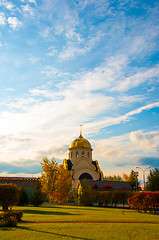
[
  {"xmin": 82, "ymin": 151, "xmax": 84, "ymax": 157},
  {"xmin": 87, "ymin": 152, "xmax": 89, "ymax": 158},
  {"xmin": 71, "ymin": 152, "xmax": 73, "ymax": 158},
  {"xmin": 76, "ymin": 151, "xmax": 78, "ymax": 157}
]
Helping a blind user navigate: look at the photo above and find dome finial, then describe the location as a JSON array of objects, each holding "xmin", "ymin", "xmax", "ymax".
[{"xmin": 80, "ymin": 124, "xmax": 83, "ymax": 137}]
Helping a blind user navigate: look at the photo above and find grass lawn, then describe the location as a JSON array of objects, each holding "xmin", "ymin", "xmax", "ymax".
[{"xmin": 0, "ymin": 205, "xmax": 159, "ymax": 240}]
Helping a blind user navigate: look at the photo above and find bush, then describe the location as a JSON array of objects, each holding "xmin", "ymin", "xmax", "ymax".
[
  {"xmin": 2, "ymin": 216, "xmax": 17, "ymax": 227},
  {"xmin": 1, "ymin": 210, "xmax": 23, "ymax": 222},
  {"xmin": 128, "ymin": 192, "xmax": 159, "ymax": 213}
]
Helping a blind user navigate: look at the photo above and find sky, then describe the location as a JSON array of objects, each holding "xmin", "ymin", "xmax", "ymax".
[{"xmin": 0, "ymin": 0, "xmax": 159, "ymax": 183}]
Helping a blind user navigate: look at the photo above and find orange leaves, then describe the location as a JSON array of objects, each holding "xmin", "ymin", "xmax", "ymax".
[
  {"xmin": 128, "ymin": 192, "xmax": 159, "ymax": 212},
  {"xmin": 53, "ymin": 164, "xmax": 72, "ymax": 204},
  {"xmin": 40, "ymin": 158, "xmax": 72, "ymax": 204}
]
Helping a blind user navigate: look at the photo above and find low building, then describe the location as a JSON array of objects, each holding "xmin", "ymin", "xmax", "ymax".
[
  {"xmin": 78, "ymin": 179, "xmax": 131, "ymax": 192},
  {"xmin": 0, "ymin": 177, "xmax": 38, "ymax": 198}
]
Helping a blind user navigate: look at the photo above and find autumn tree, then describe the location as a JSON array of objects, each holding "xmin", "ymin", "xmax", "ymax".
[
  {"xmin": 53, "ymin": 164, "xmax": 72, "ymax": 204},
  {"xmin": 40, "ymin": 157, "xmax": 72, "ymax": 204},
  {"xmin": 123, "ymin": 170, "xmax": 140, "ymax": 191},
  {"xmin": 40, "ymin": 157, "xmax": 58, "ymax": 202},
  {"xmin": 123, "ymin": 173, "xmax": 129, "ymax": 181},
  {"xmin": 0, "ymin": 183, "xmax": 20, "ymax": 210}
]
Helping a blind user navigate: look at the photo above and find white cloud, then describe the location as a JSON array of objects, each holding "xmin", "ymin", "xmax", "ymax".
[
  {"xmin": 92, "ymin": 129, "xmax": 159, "ymax": 177},
  {"xmin": 6, "ymin": 3, "xmax": 14, "ymax": 10},
  {"xmin": 8, "ymin": 17, "xmax": 22, "ymax": 30},
  {"xmin": 6, "ymin": 88, "xmax": 15, "ymax": 91},
  {"xmin": 41, "ymin": 66, "xmax": 70, "ymax": 78},
  {"xmin": 28, "ymin": 56, "xmax": 40, "ymax": 64},
  {"xmin": 130, "ymin": 130, "xmax": 159, "ymax": 149},
  {"xmin": 47, "ymin": 47, "xmax": 57, "ymax": 56},
  {"xmin": 65, "ymin": 30, "xmax": 84, "ymax": 42},
  {"xmin": 28, "ymin": 0, "xmax": 36, "ymax": 6},
  {"xmin": 118, "ymin": 95, "xmax": 144, "ymax": 104},
  {"xmin": 59, "ymin": 30, "xmax": 105, "ymax": 60},
  {"xmin": 112, "ymin": 65, "xmax": 159, "ymax": 92},
  {"xmin": 84, "ymin": 102, "xmax": 159, "ymax": 135},
  {"xmin": 68, "ymin": 55, "xmax": 127, "ymax": 91},
  {"xmin": 0, "ymin": 1, "xmax": 14, "ymax": 10},
  {"xmin": 0, "ymin": 12, "xmax": 6, "ymax": 25},
  {"xmin": 40, "ymin": 26, "xmax": 52, "ymax": 38},
  {"xmin": 59, "ymin": 45, "xmax": 87, "ymax": 60},
  {"xmin": 22, "ymin": 4, "xmax": 34, "ymax": 16}
]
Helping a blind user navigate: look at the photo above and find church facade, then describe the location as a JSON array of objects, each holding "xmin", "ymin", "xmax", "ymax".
[{"xmin": 63, "ymin": 132, "xmax": 103, "ymax": 189}]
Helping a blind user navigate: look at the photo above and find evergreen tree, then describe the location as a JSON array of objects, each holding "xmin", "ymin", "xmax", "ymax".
[
  {"xmin": 18, "ymin": 185, "xmax": 29, "ymax": 206},
  {"xmin": 30, "ymin": 180, "xmax": 44, "ymax": 207},
  {"xmin": 146, "ymin": 168, "xmax": 159, "ymax": 191}
]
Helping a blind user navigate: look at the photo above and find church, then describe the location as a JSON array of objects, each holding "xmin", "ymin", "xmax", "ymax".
[
  {"xmin": 63, "ymin": 130, "xmax": 103, "ymax": 189},
  {"xmin": 63, "ymin": 128, "xmax": 131, "ymax": 191}
]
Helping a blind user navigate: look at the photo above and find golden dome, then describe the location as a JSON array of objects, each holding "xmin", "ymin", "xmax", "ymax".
[{"xmin": 70, "ymin": 134, "xmax": 92, "ymax": 149}]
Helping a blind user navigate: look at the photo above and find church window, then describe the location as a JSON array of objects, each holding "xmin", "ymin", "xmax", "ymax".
[
  {"xmin": 71, "ymin": 152, "xmax": 73, "ymax": 158},
  {"xmin": 82, "ymin": 151, "xmax": 84, "ymax": 157},
  {"xmin": 87, "ymin": 152, "xmax": 89, "ymax": 158},
  {"xmin": 76, "ymin": 151, "xmax": 78, "ymax": 157}
]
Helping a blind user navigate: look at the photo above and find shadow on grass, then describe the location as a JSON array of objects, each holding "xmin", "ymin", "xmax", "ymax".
[
  {"xmin": 44, "ymin": 205, "xmax": 104, "ymax": 211},
  {"xmin": 0, "ymin": 227, "xmax": 15, "ymax": 231},
  {"xmin": 17, "ymin": 226, "xmax": 92, "ymax": 240},
  {"xmin": 23, "ymin": 209, "xmax": 74, "ymax": 215},
  {"xmin": 43, "ymin": 205, "xmax": 81, "ymax": 211}
]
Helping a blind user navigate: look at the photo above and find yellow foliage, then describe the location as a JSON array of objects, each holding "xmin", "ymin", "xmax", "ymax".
[{"xmin": 40, "ymin": 157, "xmax": 72, "ymax": 204}]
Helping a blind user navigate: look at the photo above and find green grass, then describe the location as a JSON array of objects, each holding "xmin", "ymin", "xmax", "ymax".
[
  {"xmin": 0, "ymin": 223, "xmax": 159, "ymax": 240},
  {"xmin": 7, "ymin": 205, "xmax": 159, "ymax": 223},
  {"xmin": 0, "ymin": 205, "xmax": 159, "ymax": 240}
]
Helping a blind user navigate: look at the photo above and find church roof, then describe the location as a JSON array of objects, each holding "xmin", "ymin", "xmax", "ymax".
[
  {"xmin": 80, "ymin": 180, "xmax": 131, "ymax": 191},
  {"xmin": 70, "ymin": 134, "xmax": 92, "ymax": 149}
]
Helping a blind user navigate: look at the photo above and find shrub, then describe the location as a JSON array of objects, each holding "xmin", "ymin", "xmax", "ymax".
[
  {"xmin": 2, "ymin": 216, "xmax": 17, "ymax": 227},
  {"xmin": 128, "ymin": 192, "xmax": 159, "ymax": 213},
  {"xmin": 2, "ymin": 210, "xmax": 23, "ymax": 222}
]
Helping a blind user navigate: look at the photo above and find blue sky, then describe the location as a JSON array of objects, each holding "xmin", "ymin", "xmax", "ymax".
[{"xmin": 0, "ymin": 0, "xmax": 159, "ymax": 182}]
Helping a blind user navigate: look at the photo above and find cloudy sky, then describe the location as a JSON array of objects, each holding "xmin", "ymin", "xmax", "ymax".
[{"xmin": 0, "ymin": 0, "xmax": 159, "ymax": 182}]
